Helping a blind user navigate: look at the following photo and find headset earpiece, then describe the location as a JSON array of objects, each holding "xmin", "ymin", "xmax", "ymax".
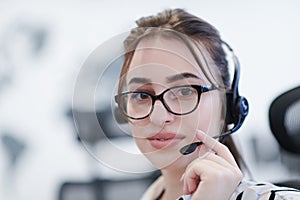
[
  {"xmin": 222, "ymin": 41, "xmax": 249, "ymax": 131},
  {"xmin": 225, "ymin": 94, "xmax": 249, "ymax": 124},
  {"xmin": 237, "ymin": 96, "xmax": 249, "ymax": 120}
]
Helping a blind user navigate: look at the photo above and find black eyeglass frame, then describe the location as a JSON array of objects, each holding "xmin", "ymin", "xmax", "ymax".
[{"xmin": 115, "ymin": 85, "xmax": 217, "ymax": 120}]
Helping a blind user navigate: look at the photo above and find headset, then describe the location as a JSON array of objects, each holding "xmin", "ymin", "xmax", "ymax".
[
  {"xmin": 180, "ymin": 41, "xmax": 249, "ymax": 155},
  {"xmin": 222, "ymin": 41, "xmax": 249, "ymax": 136}
]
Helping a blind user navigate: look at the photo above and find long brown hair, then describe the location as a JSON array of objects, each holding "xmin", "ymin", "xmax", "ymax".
[{"xmin": 118, "ymin": 8, "xmax": 243, "ymax": 168}]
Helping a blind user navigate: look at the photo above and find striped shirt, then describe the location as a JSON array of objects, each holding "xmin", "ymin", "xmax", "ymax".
[{"xmin": 141, "ymin": 176, "xmax": 300, "ymax": 200}]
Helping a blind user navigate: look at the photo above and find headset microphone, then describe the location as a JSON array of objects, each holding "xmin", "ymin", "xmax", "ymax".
[{"xmin": 180, "ymin": 41, "xmax": 249, "ymax": 155}]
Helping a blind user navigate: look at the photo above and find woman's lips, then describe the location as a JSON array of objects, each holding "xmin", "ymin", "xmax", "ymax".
[{"xmin": 148, "ymin": 133, "xmax": 184, "ymax": 149}]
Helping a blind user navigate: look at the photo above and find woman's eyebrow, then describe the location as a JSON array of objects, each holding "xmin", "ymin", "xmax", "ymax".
[
  {"xmin": 166, "ymin": 72, "xmax": 200, "ymax": 83},
  {"xmin": 128, "ymin": 77, "xmax": 151, "ymax": 85}
]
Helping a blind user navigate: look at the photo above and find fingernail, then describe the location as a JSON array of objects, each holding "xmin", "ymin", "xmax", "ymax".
[{"xmin": 196, "ymin": 130, "xmax": 206, "ymax": 139}]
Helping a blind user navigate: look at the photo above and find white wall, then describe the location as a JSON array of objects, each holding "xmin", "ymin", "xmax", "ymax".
[{"xmin": 0, "ymin": 1, "xmax": 299, "ymax": 200}]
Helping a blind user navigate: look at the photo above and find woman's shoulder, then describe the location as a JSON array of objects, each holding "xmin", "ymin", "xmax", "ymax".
[
  {"xmin": 231, "ymin": 179, "xmax": 300, "ymax": 200},
  {"xmin": 140, "ymin": 176, "xmax": 300, "ymax": 200}
]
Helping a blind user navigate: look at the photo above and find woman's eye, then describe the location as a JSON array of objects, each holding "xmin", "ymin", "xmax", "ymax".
[
  {"xmin": 176, "ymin": 87, "xmax": 194, "ymax": 96},
  {"xmin": 167, "ymin": 87, "xmax": 196, "ymax": 101},
  {"xmin": 131, "ymin": 93, "xmax": 150, "ymax": 102}
]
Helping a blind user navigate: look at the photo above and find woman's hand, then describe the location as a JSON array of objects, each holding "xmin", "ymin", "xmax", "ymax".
[{"xmin": 182, "ymin": 131, "xmax": 243, "ymax": 200}]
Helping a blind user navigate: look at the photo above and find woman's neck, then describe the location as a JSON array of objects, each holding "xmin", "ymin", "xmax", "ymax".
[{"xmin": 160, "ymin": 167, "xmax": 185, "ymax": 200}]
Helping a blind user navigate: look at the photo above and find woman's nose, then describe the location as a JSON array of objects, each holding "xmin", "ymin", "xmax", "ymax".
[{"xmin": 150, "ymin": 100, "xmax": 174, "ymax": 126}]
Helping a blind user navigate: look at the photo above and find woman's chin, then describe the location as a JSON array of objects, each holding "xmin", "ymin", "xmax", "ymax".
[
  {"xmin": 135, "ymin": 138, "xmax": 198, "ymax": 169},
  {"xmin": 143, "ymin": 149, "xmax": 194, "ymax": 170}
]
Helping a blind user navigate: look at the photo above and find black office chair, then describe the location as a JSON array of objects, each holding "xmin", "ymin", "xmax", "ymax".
[
  {"xmin": 269, "ymin": 86, "xmax": 300, "ymax": 154},
  {"xmin": 58, "ymin": 171, "xmax": 161, "ymax": 200},
  {"xmin": 269, "ymin": 85, "xmax": 300, "ymax": 189}
]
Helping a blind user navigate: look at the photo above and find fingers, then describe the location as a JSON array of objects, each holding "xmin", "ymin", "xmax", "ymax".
[
  {"xmin": 183, "ymin": 154, "xmax": 221, "ymax": 194},
  {"xmin": 196, "ymin": 130, "xmax": 238, "ymax": 167},
  {"xmin": 183, "ymin": 151, "xmax": 243, "ymax": 199},
  {"xmin": 182, "ymin": 130, "xmax": 243, "ymax": 199}
]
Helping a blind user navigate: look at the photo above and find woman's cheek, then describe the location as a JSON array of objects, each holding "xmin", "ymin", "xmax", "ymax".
[
  {"xmin": 129, "ymin": 123, "xmax": 144, "ymax": 139},
  {"xmin": 195, "ymin": 92, "xmax": 223, "ymax": 136},
  {"xmin": 184, "ymin": 99, "xmax": 212, "ymax": 134}
]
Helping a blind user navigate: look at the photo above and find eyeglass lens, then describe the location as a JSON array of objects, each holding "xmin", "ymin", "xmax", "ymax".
[{"xmin": 120, "ymin": 86, "xmax": 199, "ymax": 119}]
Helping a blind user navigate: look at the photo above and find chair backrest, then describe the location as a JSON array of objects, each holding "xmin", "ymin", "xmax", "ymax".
[
  {"xmin": 58, "ymin": 171, "xmax": 161, "ymax": 200},
  {"xmin": 269, "ymin": 85, "xmax": 300, "ymax": 154}
]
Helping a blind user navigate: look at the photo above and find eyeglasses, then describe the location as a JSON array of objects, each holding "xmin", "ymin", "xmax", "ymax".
[{"xmin": 115, "ymin": 85, "xmax": 216, "ymax": 120}]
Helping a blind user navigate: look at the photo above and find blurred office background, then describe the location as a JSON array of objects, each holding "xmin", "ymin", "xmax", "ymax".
[{"xmin": 0, "ymin": 0, "xmax": 299, "ymax": 200}]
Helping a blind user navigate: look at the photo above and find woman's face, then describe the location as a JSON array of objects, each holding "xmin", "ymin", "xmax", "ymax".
[{"xmin": 123, "ymin": 36, "xmax": 224, "ymax": 169}]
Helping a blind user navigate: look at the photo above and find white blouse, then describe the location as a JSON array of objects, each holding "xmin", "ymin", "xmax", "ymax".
[{"xmin": 141, "ymin": 176, "xmax": 300, "ymax": 200}]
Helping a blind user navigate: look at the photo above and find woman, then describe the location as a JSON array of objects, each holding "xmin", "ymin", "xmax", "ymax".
[{"xmin": 115, "ymin": 9, "xmax": 299, "ymax": 200}]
